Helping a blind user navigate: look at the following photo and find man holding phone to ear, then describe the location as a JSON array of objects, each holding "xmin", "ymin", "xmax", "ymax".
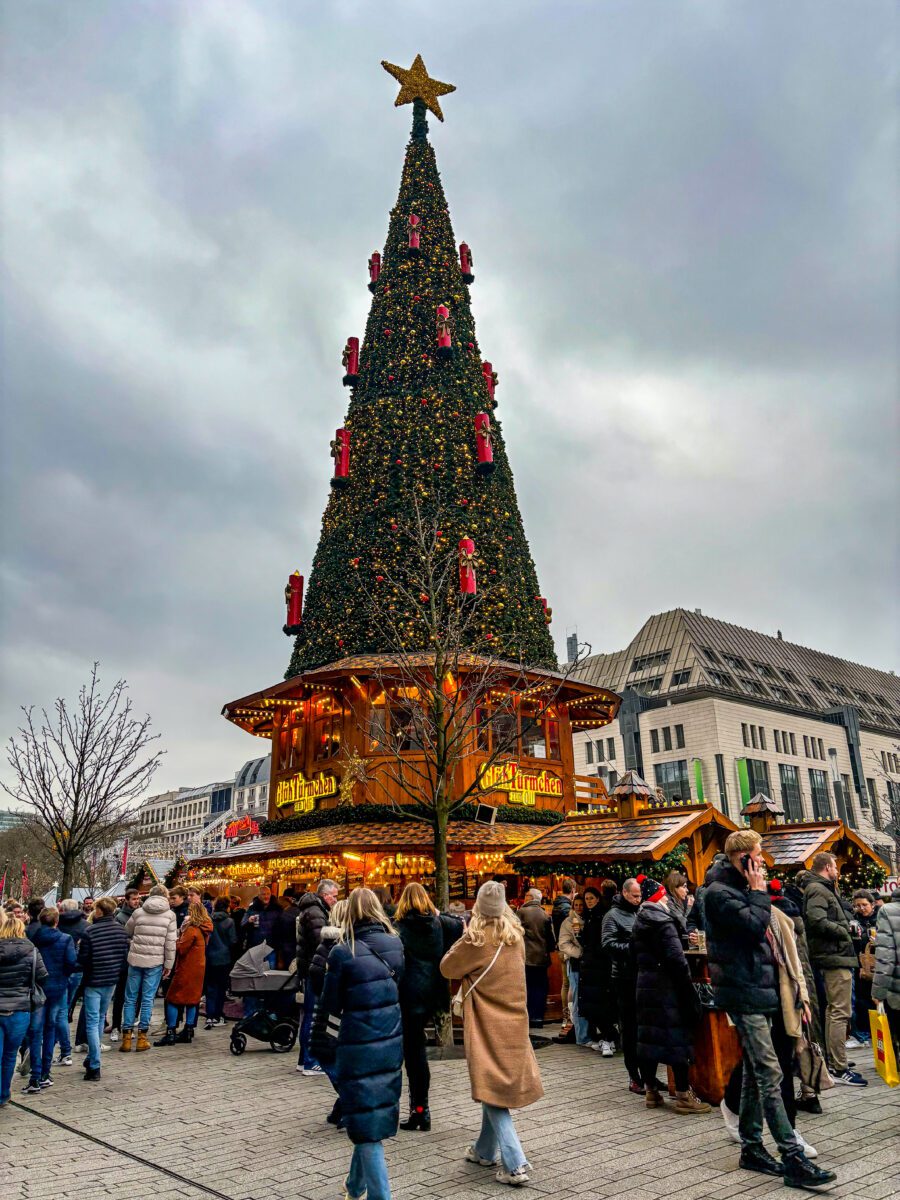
[{"xmin": 706, "ymin": 830, "xmax": 837, "ymax": 1191}]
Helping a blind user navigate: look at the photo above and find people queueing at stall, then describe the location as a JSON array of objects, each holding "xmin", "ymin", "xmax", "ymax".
[{"xmin": 4, "ymin": 859, "xmax": 900, "ymax": 1197}]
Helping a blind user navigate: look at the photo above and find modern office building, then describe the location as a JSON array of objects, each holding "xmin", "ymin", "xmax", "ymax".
[
  {"xmin": 571, "ymin": 608, "xmax": 900, "ymax": 868},
  {"xmin": 0, "ymin": 809, "xmax": 27, "ymax": 834}
]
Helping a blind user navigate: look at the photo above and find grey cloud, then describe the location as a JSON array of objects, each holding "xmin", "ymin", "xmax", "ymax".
[{"xmin": 1, "ymin": 0, "xmax": 897, "ymax": 791}]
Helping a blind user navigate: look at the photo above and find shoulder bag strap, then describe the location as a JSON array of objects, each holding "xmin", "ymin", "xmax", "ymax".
[
  {"xmin": 362, "ymin": 941, "xmax": 397, "ymax": 979},
  {"xmin": 32, "ymin": 947, "xmax": 37, "ymax": 988},
  {"xmin": 461, "ymin": 942, "xmax": 503, "ymax": 1005}
]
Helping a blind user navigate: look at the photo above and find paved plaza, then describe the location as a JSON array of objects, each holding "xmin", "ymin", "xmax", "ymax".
[{"xmin": 2, "ymin": 1013, "xmax": 898, "ymax": 1200}]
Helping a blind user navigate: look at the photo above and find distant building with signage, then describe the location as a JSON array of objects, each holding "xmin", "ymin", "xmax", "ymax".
[
  {"xmin": 0, "ymin": 809, "xmax": 27, "ymax": 834},
  {"xmin": 570, "ymin": 608, "xmax": 899, "ymax": 868}
]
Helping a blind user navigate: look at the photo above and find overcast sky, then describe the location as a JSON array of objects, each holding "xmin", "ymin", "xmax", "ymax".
[{"xmin": 2, "ymin": 0, "xmax": 897, "ymax": 798}]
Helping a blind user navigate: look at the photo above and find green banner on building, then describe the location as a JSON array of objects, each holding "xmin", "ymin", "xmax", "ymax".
[
  {"xmin": 693, "ymin": 759, "xmax": 705, "ymax": 802},
  {"xmin": 736, "ymin": 758, "xmax": 751, "ymax": 810}
]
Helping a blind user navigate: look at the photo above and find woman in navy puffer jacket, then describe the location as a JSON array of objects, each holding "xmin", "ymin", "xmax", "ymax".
[{"xmin": 319, "ymin": 888, "xmax": 404, "ymax": 1200}]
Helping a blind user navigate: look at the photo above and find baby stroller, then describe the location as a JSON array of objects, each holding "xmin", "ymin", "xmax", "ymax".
[{"xmin": 228, "ymin": 942, "xmax": 299, "ymax": 1055}]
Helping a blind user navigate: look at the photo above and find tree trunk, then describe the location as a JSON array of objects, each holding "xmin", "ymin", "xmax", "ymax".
[
  {"xmin": 60, "ymin": 853, "xmax": 75, "ymax": 902},
  {"xmin": 433, "ymin": 807, "xmax": 450, "ymax": 912}
]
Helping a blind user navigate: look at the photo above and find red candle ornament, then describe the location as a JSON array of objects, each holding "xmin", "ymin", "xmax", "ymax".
[
  {"xmin": 283, "ymin": 571, "xmax": 304, "ymax": 636},
  {"xmin": 460, "ymin": 242, "xmax": 474, "ymax": 284},
  {"xmin": 537, "ymin": 596, "xmax": 553, "ymax": 625},
  {"xmin": 481, "ymin": 360, "xmax": 498, "ymax": 402},
  {"xmin": 408, "ymin": 213, "xmax": 421, "ymax": 256},
  {"xmin": 459, "ymin": 538, "xmax": 477, "ymax": 595},
  {"xmin": 436, "ymin": 305, "xmax": 452, "ymax": 360},
  {"xmin": 330, "ymin": 428, "xmax": 350, "ymax": 489},
  {"xmin": 342, "ymin": 336, "xmax": 359, "ymax": 386},
  {"xmin": 367, "ymin": 251, "xmax": 381, "ymax": 292},
  {"xmin": 474, "ymin": 412, "xmax": 495, "ymax": 476}
]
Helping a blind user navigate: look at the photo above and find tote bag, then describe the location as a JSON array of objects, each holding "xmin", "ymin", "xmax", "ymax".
[{"xmin": 869, "ymin": 1004, "xmax": 899, "ymax": 1088}]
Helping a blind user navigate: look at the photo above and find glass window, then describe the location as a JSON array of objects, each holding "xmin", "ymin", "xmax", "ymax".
[
  {"xmin": 759, "ymin": 727, "xmax": 766, "ymax": 751},
  {"xmin": 775, "ymin": 730, "xmax": 782, "ymax": 753},
  {"xmin": 650, "ymin": 728, "xmax": 660, "ymax": 754},
  {"xmin": 742, "ymin": 723, "xmax": 750, "ymax": 747},
  {"xmin": 520, "ymin": 705, "xmax": 547, "ymax": 758},
  {"xmin": 546, "ymin": 720, "xmax": 560, "ymax": 760},
  {"xmin": 803, "ymin": 735, "xmax": 810, "ymax": 757},
  {"xmin": 675, "ymin": 724, "xmax": 685, "ymax": 749},
  {"xmin": 313, "ymin": 694, "xmax": 346, "ymax": 760},
  {"xmin": 808, "ymin": 769, "xmax": 832, "ymax": 820},
  {"xmin": 585, "ymin": 740, "xmax": 593, "ymax": 765},
  {"xmin": 607, "ymin": 737, "xmax": 616, "ymax": 761},
  {"xmin": 370, "ymin": 694, "xmax": 389, "ymax": 752},
  {"xmin": 490, "ymin": 710, "xmax": 517, "ymax": 753},
  {"xmin": 654, "ymin": 760, "xmax": 691, "ymax": 804},
  {"xmin": 817, "ymin": 738, "xmax": 825, "ymax": 760},
  {"xmin": 663, "ymin": 726, "xmax": 672, "ymax": 751},
  {"xmin": 746, "ymin": 759, "xmax": 771, "ymax": 795},
  {"xmin": 750, "ymin": 726, "xmax": 758, "ymax": 750},
  {"xmin": 781, "ymin": 670, "xmax": 798, "ymax": 684},
  {"xmin": 671, "ymin": 669, "xmax": 691, "ymax": 687},
  {"xmin": 596, "ymin": 739, "xmax": 605, "ymax": 762},
  {"xmin": 779, "ymin": 763, "xmax": 803, "ymax": 822},
  {"xmin": 841, "ymin": 774, "xmax": 857, "ymax": 829},
  {"xmin": 790, "ymin": 733, "xmax": 797, "ymax": 755}
]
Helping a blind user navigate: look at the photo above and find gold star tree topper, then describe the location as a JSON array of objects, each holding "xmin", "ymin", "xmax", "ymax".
[{"xmin": 381, "ymin": 54, "xmax": 456, "ymax": 122}]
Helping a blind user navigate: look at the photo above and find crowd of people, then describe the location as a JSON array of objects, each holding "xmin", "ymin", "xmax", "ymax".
[{"xmin": 1, "ymin": 845, "xmax": 898, "ymax": 1198}]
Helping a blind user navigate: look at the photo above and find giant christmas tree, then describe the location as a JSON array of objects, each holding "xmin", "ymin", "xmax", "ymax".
[{"xmin": 287, "ymin": 56, "xmax": 557, "ymax": 677}]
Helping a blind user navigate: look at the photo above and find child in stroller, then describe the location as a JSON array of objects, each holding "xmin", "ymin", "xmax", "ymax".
[{"xmin": 228, "ymin": 942, "xmax": 299, "ymax": 1055}]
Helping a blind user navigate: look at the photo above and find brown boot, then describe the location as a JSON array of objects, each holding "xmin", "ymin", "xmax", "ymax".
[
  {"xmin": 119, "ymin": 1029, "xmax": 133, "ymax": 1053},
  {"xmin": 136, "ymin": 1030, "xmax": 151, "ymax": 1052},
  {"xmin": 645, "ymin": 1085, "xmax": 664, "ymax": 1108},
  {"xmin": 674, "ymin": 1089, "xmax": 711, "ymax": 1114}
]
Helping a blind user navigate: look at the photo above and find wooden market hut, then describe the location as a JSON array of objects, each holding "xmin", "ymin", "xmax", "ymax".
[
  {"xmin": 741, "ymin": 793, "xmax": 891, "ymax": 883},
  {"xmin": 185, "ymin": 654, "xmax": 621, "ymax": 898},
  {"xmin": 508, "ymin": 770, "xmax": 753, "ymax": 885}
]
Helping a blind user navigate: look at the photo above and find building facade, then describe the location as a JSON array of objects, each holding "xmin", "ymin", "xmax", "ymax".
[{"xmin": 572, "ymin": 609, "xmax": 900, "ymax": 868}]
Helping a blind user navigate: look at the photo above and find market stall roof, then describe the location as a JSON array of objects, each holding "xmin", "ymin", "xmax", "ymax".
[
  {"xmin": 761, "ymin": 821, "xmax": 891, "ymax": 870},
  {"xmin": 509, "ymin": 803, "xmax": 744, "ymax": 864},
  {"xmin": 222, "ymin": 653, "xmax": 621, "ymax": 739},
  {"xmin": 189, "ymin": 819, "xmax": 541, "ymax": 867}
]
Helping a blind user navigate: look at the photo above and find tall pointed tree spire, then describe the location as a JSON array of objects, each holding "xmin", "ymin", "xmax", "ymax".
[{"xmin": 287, "ymin": 61, "xmax": 557, "ymax": 676}]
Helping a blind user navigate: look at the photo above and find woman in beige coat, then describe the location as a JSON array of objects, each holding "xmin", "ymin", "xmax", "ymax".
[{"xmin": 440, "ymin": 880, "xmax": 543, "ymax": 1188}]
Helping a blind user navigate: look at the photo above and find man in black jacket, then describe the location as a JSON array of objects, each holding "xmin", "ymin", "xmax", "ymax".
[
  {"xmin": 295, "ymin": 879, "xmax": 339, "ymax": 1075},
  {"xmin": 76, "ymin": 898, "xmax": 128, "ymax": 1082},
  {"xmin": 706, "ymin": 830, "xmax": 836, "ymax": 1191},
  {"xmin": 601, "ymin": 877, "xmax": 642, "ymax": 1092}
]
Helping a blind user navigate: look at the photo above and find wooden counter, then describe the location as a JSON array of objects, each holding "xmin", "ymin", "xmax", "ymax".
[{"xmin": 667, "ymin": 951, "xmax": 741, "ymax": 1104}]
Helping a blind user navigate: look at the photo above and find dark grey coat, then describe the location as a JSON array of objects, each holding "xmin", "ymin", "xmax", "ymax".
[{"xmin": 631, "ymin": 904, "xmax": 699, "ymax": 1066}]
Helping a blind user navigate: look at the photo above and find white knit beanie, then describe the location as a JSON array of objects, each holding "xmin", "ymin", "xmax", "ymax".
[{"xmin": 474, "ymin": 880, "xmax": 507, "ymax": 918}]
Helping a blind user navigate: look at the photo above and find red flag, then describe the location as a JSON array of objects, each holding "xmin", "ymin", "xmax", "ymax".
[
  {"xmin": 120, "ymin": 838, "xmax": 129, "ymax": 881},
  {"xmin": 21, "ymin": 859, "xmax": 29, "ymax": 900}
]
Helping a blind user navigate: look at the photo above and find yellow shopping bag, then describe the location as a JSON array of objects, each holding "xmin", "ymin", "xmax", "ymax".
[{"xmin": 869, "ymin": 1004, "xmax": 900, "ymax": 1087}]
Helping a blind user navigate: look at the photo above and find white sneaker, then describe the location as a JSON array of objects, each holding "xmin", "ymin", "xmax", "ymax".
[
  {"xmin": 720, "ymin": 1099, "xmax": 741, "ymax": 1143},
  {"xmin": 496, "ymin": 1164, "xmax": 530, "ymax": 1186},
  {"xmin": 74, "ymin": 1043, "xmax": 87, "ymax": 1053},
  {"xmin": 295, "ymin": 1063, "xmax": 305, "ymax": 1072},
  {"xmin": 99, "ymin": 1043, "xmax": 110, "ymax": 1052},
  {"xmin": 465, "ymin": 1145, "xmax": 499, "ymax": 1166},
  {"xmin": 793, "ymin": 1131, "xmax": 818, "ymax": 1159},
  {"xmin": 844, "ymin": 1036, "xmax": 862, "ymax": 1049},
  {"xmin": 109, "ymin": 1029, "xmax": 120, "ymax": 1043},
  {"xmin": 587, "ymin": 1041, "xmax": 602, "ymax": 1051},
  {"xmin": 600, "ymin": 1040, "xmax": 615, "ymax": 1057},
  {"xmin": 302, "ymin": 1065, "xmax": 325, "ymax": 1077},
  {"xmin": 56, "ymin": 1055, "xmax": 73, "ymax": 1067}
]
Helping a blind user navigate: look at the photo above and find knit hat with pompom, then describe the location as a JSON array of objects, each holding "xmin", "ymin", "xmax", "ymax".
[{"xmin": 636, "ymin": 874, "xmax": 666, "ymax": 904}]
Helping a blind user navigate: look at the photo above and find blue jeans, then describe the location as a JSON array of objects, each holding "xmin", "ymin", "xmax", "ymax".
[
  {"xmin": 568, "ymin": 964, "xmax": 591, "ymax": 1045},
  {"xmin": 345, "ymin": 1141, "xmax": 391, "ymax": 1200},
  {"xmin": 298, "ymin": 983, "xmax": 320, "ymax": 1070},
  {"xmin": 474, "ymin": 1102, "xmax": 528, "ymax": 1173},
  {"xmin": 84, "ymin": 985, "xmax": 115, "ymax": 1070},
  {"xmin": 41, "ymin": 993, "xmax": 69, "ymax": 1080},
  {"xmin": 165, "ymin": 1001, "xmax": 197, "ymax": 1028},
  {"xmin": 123, "ymin": 964, "xmax": 163, "ymax": 1031},
  {"xmin": 1, "ymin": 1011, "xmax": 31, "ymax": 1103},
  {"xmin": 729, "ymin": 1011, "xmax": 802, "ymax": 1159},
  {"xmin": 26, "ymin": 1006, "xmax": 46, "ymax": 1081}
]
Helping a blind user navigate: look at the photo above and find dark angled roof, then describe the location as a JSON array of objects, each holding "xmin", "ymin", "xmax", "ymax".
[
  {"xmin": 189, "ymin": 820, "xmax": 539, "ymax": 866},
  {"xmin": 573, "ymin": 608, "xmax": 900, "ymax": 736},
  {"xmin": 510, "ymin": 806, "xmax": 727, "ymax": 863},
  {"xmin": 761, "ymin": 822, "xmax": 891, "ymax": 870},
  {"xmin": 743, "ymin": 793, "xmax": 783, "ymax": 816}
]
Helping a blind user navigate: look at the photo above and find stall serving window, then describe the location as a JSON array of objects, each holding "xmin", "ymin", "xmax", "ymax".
[
  {"xmin": 368, "ymin": 689, "xmax": 424, "ymax": 753},
  {"xmin": 475, "ymin": 702, "xmax": 561, "ymax": 761},
  {"xmin": 312, "ymin": 694, "xmax": 347, "ymax": 761},
  {"xmin": 277, "ymin": 708, "xmax": 305, "ymax": 773}
]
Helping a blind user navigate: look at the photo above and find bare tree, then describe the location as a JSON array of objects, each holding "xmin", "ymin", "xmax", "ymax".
[
  {"xmin": 357, "ymin": 499, "xmax": 592, "ymax": 909},
  {"xmin": 3, "ymin": 665, "xmax": 164, "ymax": 899},
  {"xmin": 867, "ymin": 743, "xmax": 900, "ymax": 870}
]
